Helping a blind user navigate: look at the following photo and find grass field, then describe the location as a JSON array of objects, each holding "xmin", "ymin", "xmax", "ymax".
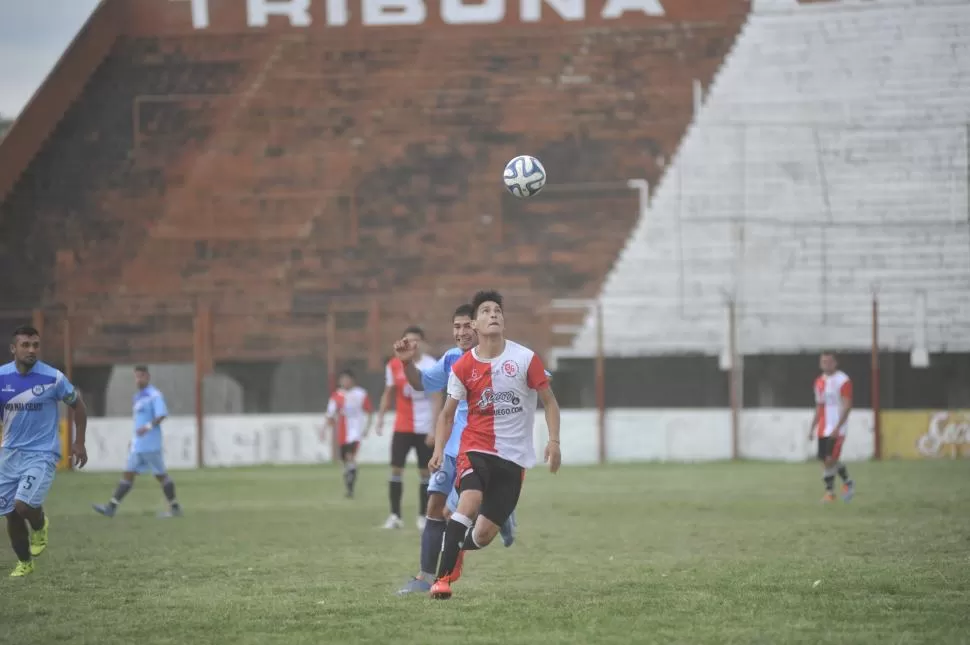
[{"xmin": 1, "ymin": 461, "xmax": 968, "ymax": 645}]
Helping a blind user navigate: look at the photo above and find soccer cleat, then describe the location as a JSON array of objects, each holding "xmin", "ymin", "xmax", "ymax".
[
  {"xmin": 382, "ymin": 514, "xmax": 403, "ymax": 529},
  {"xmin": 821, "ymin": 492, "xmax": 835, "ymax": 503},
  {"xmin": 429, "ymin": 578, "xmax": 453, "ymax": 600},
  {"xmin": 158, "ymin": 505, "xmax": 183, "ymax": 518},
  {"xmin": 842, "ymin": 481, "xmax": 855, "ymax": 502},
  {"xmin": 416, "ymin": 516, "xmax": 427, "ymax": 532},
  {"xmin": 92, "ymin": 503, "xmax": 116, "ymax": 517},
  {"xmin": 499, "ymin": 511, "xmax": 516, "ymax": 547},
  {"xmin": 396, "ymin": 577, "xmax": 432, "ymax": 595},
  {"xmin": 29, "ymin": 516, "xmax": 50, "ymax": 557},
  {"xmin": 9, "ymin": 560, "xmax": 34, "ymax": 577}
]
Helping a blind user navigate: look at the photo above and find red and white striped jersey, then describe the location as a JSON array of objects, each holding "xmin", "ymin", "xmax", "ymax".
[
  {"xmin": 814, "ymin": 371, "xmax": 852, "ymax": 438},
  {"xmin": 327, "ymin": 386, "xmax": 372, "ymax": 445},
  {"xmin": 386, "ymin": 354, "xmax": 437, "ymax": 434},
  {"xmin": 447, "ymin": 340, "xmax": 550, "ymax": 469}
]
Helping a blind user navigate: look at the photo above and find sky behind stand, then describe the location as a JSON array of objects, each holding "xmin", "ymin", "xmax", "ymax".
[{"xmin": 0, "ymin": 0, "xmax": 101, "ymax": 118}]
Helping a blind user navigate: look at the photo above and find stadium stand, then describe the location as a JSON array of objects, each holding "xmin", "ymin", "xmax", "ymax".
[
  {"xmin": 0, "ymin": 0, "xmax": 749, "ymax": 366},
  {"xmin": 562, "ymin": 0, "xmax": 970, "ymax": 360}
]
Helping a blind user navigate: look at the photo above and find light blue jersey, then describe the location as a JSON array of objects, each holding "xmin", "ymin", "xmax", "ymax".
[
  {"xmin": 0, "ymin": 360, "xmax": 77, "ymax": 458},
  {"xmin": 420, "ymin": 347, "xmax": 468, "ymax": 458},
  {"xmin": 132, "ymin": 385, "xmax": 168, "ymax": 453}
]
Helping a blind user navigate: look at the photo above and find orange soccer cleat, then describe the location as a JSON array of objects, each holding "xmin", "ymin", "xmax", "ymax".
[
  {"xmin": 821, "ymin": 491, "xmax": 835, "ymax": 503},
  {"xmin": 429, "ymin": 578, "xmax": 453, "ymax": 600}
]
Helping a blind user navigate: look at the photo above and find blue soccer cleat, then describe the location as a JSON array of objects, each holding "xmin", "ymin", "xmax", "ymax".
[
  {"xmin": 841, "ymin": 481, "xmax": 855, "ymax": 502},
  {"xmin": 499, "ymin": 511, "xmax": 516, "ymax": 547},
  {"xmin": 92, "ymin": 504, "xmax": 116, "ymax": 518},
  {"xmin": 396, "ymin": 577, "xmax": 432, "ymax": 595}
]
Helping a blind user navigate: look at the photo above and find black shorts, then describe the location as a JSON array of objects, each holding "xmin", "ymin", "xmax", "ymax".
[
  {"xmin": 817, "ymin": 436, "xmax": 845, "ymax": 461},
  {"xmin": 457, "ymin": 452, "xmax": 524, "ymax": 527},
  {"xmin": 339, "ymin": 441, "xmax": 360, "ymax": 461},
  {"xmin": 390, "ymin": 432, "xmax": 432, "ymax": 469}
]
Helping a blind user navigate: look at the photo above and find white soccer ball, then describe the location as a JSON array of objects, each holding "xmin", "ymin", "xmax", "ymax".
[{"xmin": 503, "ymin": 155, "xmax": 547, "ymax": 198}]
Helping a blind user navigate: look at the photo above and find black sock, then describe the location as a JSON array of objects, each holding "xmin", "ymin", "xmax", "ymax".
[
  {"xmin": 419, "ymin": 478, "xmax": 430, "ymax": 517},
  {"xmin": 109, "ymin": 480, "xmax": 133, "ymax": 508},
  {"xmin": 461, "ymin": 525, "xmax": 482, "ymax": 551},
  {"xmin": 345, "ymin": 465, "xmax": 358, "ymax": 494},
  {"xmin": 389, "ymin": 476, "xmax": 403, "ymax": 517},
  {"xmin": 837, "ymin": 464, "xmax": 851, "ymax": 483},
  {"xmin": 8, "ymin": 515, "xmax": 30, "ymax": 562},
  {"xmin": 27, "ymin": 510, "xmax": 45, "ymax": 532},
  {"xmin": 162, "ymin": 478, "xmax": 178, "ymax": 506},
  {"xmin": 420, "ymin": 517, "xmax": 447, "ymax": 577},
  {"xmin": 824, "ymin": 475, "xmax": 835, "ymax": 492},
  {"xmin": 436, "ymin": 514, "xmax": 472, "ymax": 579}
]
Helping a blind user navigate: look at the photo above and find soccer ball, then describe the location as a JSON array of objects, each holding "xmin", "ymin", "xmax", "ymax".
[{"xmin": 503, "ymin": 155, "xmax": 547, "ymax": 198}]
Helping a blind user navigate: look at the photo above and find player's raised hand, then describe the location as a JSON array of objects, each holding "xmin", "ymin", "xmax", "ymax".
[
  {"xmin": 393, "ymin": 337, "xmax": 416, "ymax": 363},
  {"xmin": 544, "ymin": 441, "xmax": 561, "ymax": 474},
  {"xmin": 71, "ymin": 442, "xmax": 88, "ymax": 469},
  {"xmin": 428, "ymin": 448, "xmax": 443, "ymax": 472}
]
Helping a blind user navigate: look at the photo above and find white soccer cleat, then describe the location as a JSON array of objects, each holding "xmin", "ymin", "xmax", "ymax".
[
  {"xmin": 416, "ymin": 516, "xmax": 427, "ymax": 532},
  {"xmin": 382, "ymin": 514, "xmax": 403, "ymax": 529}
]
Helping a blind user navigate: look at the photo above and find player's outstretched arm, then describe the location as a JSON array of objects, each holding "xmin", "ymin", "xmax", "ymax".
[
  {"xmin": 538, "ymin": 387, "xmax": 561, "ymax": 474},
  {"xmin": 429, "ymin": 397, "xmax": 459, "ymax": 471},
  {"xmin": 71, "ymin": 393, "xmax": 89, "ymax": 469},
  {"xmin": 808, "ymin": 406, "xmax": 820, "ymax": 440}
]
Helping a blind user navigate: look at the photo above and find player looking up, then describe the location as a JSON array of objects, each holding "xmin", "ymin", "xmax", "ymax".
[{"xmin": 428, "ymin": 291, "xmax": 562, "ymax": 599}]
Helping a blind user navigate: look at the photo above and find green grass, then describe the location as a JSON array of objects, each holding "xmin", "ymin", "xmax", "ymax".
[{"xmin": 2, "ymin": 461, "xmax": 969, "ymax": 645}]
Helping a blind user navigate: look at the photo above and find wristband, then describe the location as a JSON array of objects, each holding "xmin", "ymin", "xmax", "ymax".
[{"xmin": 549, "ymin": 439, "xmax": 560, "ymax": 444}]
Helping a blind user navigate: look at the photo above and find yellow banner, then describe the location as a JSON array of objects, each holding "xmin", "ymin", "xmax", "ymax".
[{"xmin": 881, "ymin": 410, "xmax": 970, "ymax": 459}]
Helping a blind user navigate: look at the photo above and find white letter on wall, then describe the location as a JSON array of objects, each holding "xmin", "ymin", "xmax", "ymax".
[
  {"xmin": 326, "ymin": 0, "xmax": 350, "ymax": 26},
  {"xmin": 601, "ymin": 0, "xmax": 665, "ymax": 19},
  {"xmin": 247, "ymin": 0, "xmax": 312, "ymax": 27},
  {"xmin": 362, "ymin": 0, "xmax": 427, "ymax": 25},
  {"xmin": 442, "ymin": 0, "xmax": 505, "ymax": 25},
  {"xmin": 520, "ymin": 0, "xmax": 583, "ymax": 22},
  {"xmin": 189, "ymin": 0, "xmax": 210, "ymax": 29}
]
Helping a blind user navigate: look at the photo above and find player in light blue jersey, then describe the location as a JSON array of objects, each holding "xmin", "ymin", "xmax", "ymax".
[
  {"xmin": 395, "ymin": 304, "xmax": 521, "ymax": 595},
  {"xmin": 1, "ymin": 325, "xmax": 88, "ymax": 577},
  {"xmin": 93, "ymin": 365, "xmax": 182, "ymax": 518}
]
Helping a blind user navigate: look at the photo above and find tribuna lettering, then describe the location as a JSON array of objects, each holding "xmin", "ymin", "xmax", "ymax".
[{"xmin": 186, "ymin": 0, "xmax": 666, "ymax": 29}]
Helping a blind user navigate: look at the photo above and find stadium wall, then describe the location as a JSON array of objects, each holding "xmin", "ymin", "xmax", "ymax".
[{"xmin": 77, "ymin": 408, "xmax": 878, "ymax": 472}]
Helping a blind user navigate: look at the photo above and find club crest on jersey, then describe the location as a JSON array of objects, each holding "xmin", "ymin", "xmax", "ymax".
[
  {"xmin": 31, "ymin": 385, "xmax": 46, "ymax": 396},
  {"xmin": 501, "ymin": 360, "xmax": 519, "ymax": 377},
  {"xmin": 478, "ymin": 388, "xmax": 521, "ymax": 409}
]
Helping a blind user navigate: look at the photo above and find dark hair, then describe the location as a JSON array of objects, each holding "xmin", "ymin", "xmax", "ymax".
[
  {"xmin": 453, "ymin": 304, "xmax": 474, "ymax": 319},
  {"xmin": 402, "ymin": 325, "xmax": 425, "ymax": 340},
  {"xmin": 11, "ymin": 325, "xmax": 39, "ymax": 339},
  {"xmin": 339, "ymin": 368, "xmax": 356, "ymax": 381},
  {"xmin": 471, "ymin": 290, "xmax": 503, "ymax": 318},
  {"xmin": 820, "ymin": 351, "xmax": 837, "ymax": 359},
  {"xmin": 134, "ymin": 365, "xmax": 149, "ymax": 373}
]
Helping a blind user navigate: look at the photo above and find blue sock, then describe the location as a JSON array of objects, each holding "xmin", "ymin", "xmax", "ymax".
[{"xmin": 420, "ymin": 517, "xmax": 446, "ymax": 578}]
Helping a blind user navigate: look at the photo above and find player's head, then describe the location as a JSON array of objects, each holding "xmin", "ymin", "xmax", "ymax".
[
  {"xmin": 10, "ymin": 325, "xmax": 40, "ymax": 368},
  {"xmin": 134, "ymin": 365, "xmax": 151, "ymax": 389},
  {"xmin": 402, "ymin": 325, "xmax": 425, "ymax": 357},
  {"xmin": 471, "ymin": 290, "xmax": 504, "ymax": 338},
  {"xmin": 338, "ymin": 368, "xmax": 356, "ymax": 390},
  {"xmin": 819, "ymin": 351, "xmax": 838, "ymax": 375},
  {"xmin": 452, "ymin": 303, "xmax": 476, "ymax": 351}
]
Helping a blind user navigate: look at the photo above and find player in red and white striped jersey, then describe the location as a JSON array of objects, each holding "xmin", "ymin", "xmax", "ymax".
[
  {"xmin": 323, "ymin": 369, "xmax": 373, "ymax": 498},
  {"xmin": 808, "ymin": 351, "xmax": 855, "ymax": 503},
  {"xmin": 376, "ymin": 326, "xmax": 439, "ymax": 530},
  {"xmin": 428, "ymin": 290, "xmax": 561, "ymax": 599}
]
